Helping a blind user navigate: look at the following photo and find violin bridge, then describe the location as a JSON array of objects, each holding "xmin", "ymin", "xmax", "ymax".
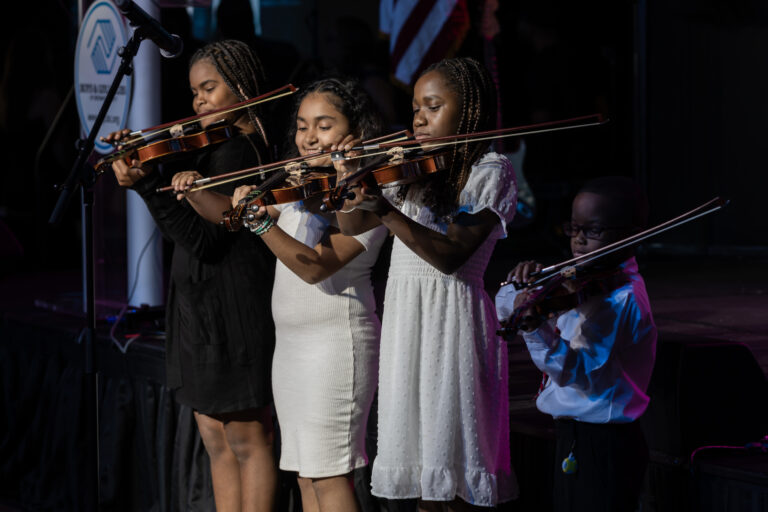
[
  {"xmin": 285, "ymin": 162, "xmax": 305, "ymax": 185},
  {"xmin": 169, "ymin": 124, "xmax": 185, "ymax": 138},
  {"xmin": 560, "ymin": 266, "xmax": 577, "ymax": 279},
  {"xmin": 386, "ymin": 146, "xmax": 404, "ymax": 163}
]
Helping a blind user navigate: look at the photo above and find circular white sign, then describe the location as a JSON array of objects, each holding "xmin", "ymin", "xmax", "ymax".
[{"xmin": 74, "ymin": 0, "xmax": 132, "ymax": 155}]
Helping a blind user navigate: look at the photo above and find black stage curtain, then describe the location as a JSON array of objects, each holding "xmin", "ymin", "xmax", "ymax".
[
  {"xmin": 0, "ymin": 311, "xmax": 215, "ymax": 511},
  {"xmin": 0, "ymin": 310, "xmax": 391, "ymax": 512}
]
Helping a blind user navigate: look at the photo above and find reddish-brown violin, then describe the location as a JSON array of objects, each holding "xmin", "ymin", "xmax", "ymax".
[
  {"xmin": 95, "ymin": 122, "xmax": 235, "ymax": 175},
  {"xmin": 320, "ymin": 150, "xmax": 451, "ymax": 212},
  {"xmin": 95, "ymin": 84, "xmax": 298, "ymax": 175},
  {"xmin": 221, "ymin": 169, "xmax": 338, "ymax": 232}
]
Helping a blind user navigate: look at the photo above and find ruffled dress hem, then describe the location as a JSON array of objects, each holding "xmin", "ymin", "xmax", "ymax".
[{"xmin": 371, "ymin": 464, "xmax": 519, "ymax": 507}]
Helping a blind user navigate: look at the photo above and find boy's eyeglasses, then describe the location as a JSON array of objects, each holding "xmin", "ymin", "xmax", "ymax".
[{"xmin": 562, "ymin": 222, "xmax": 629, "ymax": 240}]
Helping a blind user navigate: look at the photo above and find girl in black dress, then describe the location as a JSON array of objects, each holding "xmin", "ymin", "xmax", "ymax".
[{"xmin": 106, "ymin": 40, "xmax": 277, "ymax": 512}]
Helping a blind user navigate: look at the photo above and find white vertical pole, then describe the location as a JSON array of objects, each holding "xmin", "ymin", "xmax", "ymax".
[{"xmin": 125, "ymin": 0, "xmax": 164, "ymax": 307}]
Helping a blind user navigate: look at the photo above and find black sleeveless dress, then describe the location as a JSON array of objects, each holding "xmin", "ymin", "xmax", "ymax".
[{"xmin": 132, "ymin": 133, "xmax": 276, "ymax": 414}]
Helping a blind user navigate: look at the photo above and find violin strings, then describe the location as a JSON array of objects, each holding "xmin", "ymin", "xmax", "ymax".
[{"xmin": 185, "ymin": 133, "xmax": 413, "ymax": 192}]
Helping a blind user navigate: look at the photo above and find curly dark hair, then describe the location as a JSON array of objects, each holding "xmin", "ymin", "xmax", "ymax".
[
  {"xmin": 415, "ymin": 57, "xmax": 497, "ymax": 219},
  {"xmin": 189, "ymin": 39, "xmax": 269, "ymax": 146},
  {"xmin": 282, "ymin": 77, "xmax": 384, "ymax": 158}
]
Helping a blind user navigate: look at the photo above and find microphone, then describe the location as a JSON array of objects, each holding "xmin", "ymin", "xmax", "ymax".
[{"xmin": 115, "ymin": 0, "xmax": 183, "ymax": 58}]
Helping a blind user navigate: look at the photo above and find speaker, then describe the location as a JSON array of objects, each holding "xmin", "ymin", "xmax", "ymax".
[{"xmin": 641, "ymin": 335, "xmax": 768, "ymax": 459}]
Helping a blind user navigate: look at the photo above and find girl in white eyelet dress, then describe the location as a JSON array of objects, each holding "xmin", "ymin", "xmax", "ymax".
[
  {"xmin": 373, "ymin": 155, "xmax": 518, "ymax": 506},
  {"xmin": 334, "ymin": 57, "xmax": 519, "ymax": 509}
]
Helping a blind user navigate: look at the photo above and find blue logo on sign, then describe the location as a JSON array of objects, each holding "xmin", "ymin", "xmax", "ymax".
[{"xmin": 87, "ymin": 18, "xmax": 117, "ymax": 74}]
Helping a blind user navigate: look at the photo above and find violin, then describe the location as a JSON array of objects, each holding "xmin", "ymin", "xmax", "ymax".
[
  {"xmin": 95, "ymin": 122, "xmax": 234, "ymax": 175},
  {"xmin": 221, "ymin": 167, "xmax": 338, "ymax": 232},
  {"xmin": 497, "ymin": 266, "xmax": 629, "ymax": 339},
  {"xmin": 320, "ymin": 150, "xmax": 451, "ymax": 212},
  {"xmin": 96, "ymin": 84, "xmax": 298, "ymax": 175},
  {"xmin": 496, "ymin": 197, "xmax": 729, "ymax": 339}
]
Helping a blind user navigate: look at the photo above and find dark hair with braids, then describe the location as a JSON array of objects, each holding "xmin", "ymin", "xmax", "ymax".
[
  {"xmin": 417, "ymin": 57, "xmax": 497, "ymax": 218},
  {"xmin": 282, "ymin": 77, "xmax": 383, "ymax": 158},
  {"xmin": 189, "ymin": 39, "xmax": 269, "ymax": 145}
]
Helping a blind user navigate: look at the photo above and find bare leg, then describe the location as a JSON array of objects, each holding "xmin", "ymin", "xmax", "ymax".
[
  {"xmin": 298, "ymin": 476, "xmax": 320, "ymax": 512},
  {"xmin": 313, "ymin": 473, "xmax": 360, "ymax": 512},
  {"xmin": 195, "ymin": 411, "xmax": 242, "ymax": 512},
  {"xmin": 418, "ymin": 500, "xmax": 443, "ymax": 512},
  {"xmin": 222, "ymin": 406, "xmax": 277, "ymax": 512}
]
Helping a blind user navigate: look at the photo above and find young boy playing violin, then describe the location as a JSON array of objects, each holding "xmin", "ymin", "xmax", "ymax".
[{"xmin": 495, "ymin": 176, "xmax": 657, "ymax": 512}]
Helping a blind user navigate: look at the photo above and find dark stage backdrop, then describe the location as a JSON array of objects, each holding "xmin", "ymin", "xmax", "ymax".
[{"xmin": 644, "ymin": 0, "xmax": 768, "ymax": 252}]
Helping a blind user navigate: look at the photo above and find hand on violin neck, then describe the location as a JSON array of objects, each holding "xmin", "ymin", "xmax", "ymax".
[
  {"xmin": 507, "ymin": 260, "xmax": 544, "ymax": 287},
  {"xmin": 232, "ymin": 185, "xmax": 259, "ymax": 207},
  {"xmin": 171, "ymin": 171, "xmax": 205, "ymax": 201},
  {"xmin": 342, "ymin": 183, "xmax": 389, "ymax": 216},
  {"xmin": 112, "ymin": 157, "xmax": 148, "ymax": 187},
  {"xmin": 102, "ymin": 128, "xmax": 132, "ymax": 146},
  {"xmin": 243, "ymin": 205, "xmax": 268, "ymax": 226}
]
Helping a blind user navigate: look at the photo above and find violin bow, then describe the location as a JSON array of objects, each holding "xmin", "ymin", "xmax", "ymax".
[
  {"xmin": 332, "ymin": 114, "xmax": 607, "ymax": 159},
  {"xmin": 105, "ymin": 84, "xmax": 298, "ymax": 148},
  {"xmin": 161, "ymin": 129, "xmax": 414, "ymax": 194},
  {"xmin": 525, "ymin": 196, "xmax": 729, "ymax": 288}
]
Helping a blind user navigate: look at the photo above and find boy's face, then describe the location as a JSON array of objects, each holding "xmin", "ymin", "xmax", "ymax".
[{"xmin": 569, "ymin": 192, "xmax": 632, "ymax": 258}]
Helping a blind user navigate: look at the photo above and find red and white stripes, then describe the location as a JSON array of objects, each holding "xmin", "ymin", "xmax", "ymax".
[{"xmin": 379, "ymin": 0, "xmax": 470, "ymax": 86}]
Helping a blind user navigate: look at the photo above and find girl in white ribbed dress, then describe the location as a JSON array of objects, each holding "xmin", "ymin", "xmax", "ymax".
[
  {"xmin": 181, "ymin": 78, "xmax": 386, "ymax": 512},
  {"xmin": 335, "ymin": 58, "xmax": 519, "ymax": 510}
]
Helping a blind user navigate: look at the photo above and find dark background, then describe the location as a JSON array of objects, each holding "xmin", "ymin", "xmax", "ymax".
[{"xmin": 2, "ymin": 0, "xmax": 766, "ymax": 293}]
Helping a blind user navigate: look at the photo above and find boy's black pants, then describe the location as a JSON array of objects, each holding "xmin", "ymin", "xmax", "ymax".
[{"xmin": 553, "ymin": 418, "xmax": 648, "ymax": 512}]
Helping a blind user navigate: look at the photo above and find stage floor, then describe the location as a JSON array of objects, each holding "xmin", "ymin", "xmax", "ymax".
[
  {"xmin": 4, "ymin": 257, "xmax": 768, "ymax": 391},
  {"xmin": 2, "ymin": 257, "xmax": 767, "ymax": 511}
]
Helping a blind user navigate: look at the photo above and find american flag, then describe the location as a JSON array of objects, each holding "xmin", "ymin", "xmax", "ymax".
[{"xmin": 379, "ymin": 0, "xmax": 470, "ymax": 87}]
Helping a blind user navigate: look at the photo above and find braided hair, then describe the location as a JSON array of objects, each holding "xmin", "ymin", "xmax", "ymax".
[
  {"xmin": 189, "ymin": 39, "xmax": 269, "ymax": 145},
  {"xmin": 283, "ymin": 77, "xmax": 383, "ymax": 158},
  {"xmin": 417, "ymin": 57, "xmax": 497, "ymax": 218}
]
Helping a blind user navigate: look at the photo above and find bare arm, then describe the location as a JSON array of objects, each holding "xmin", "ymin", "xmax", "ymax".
[
  {"xmin": 376, "ymin": 200, "xmax": 499, "ymax": 274},
  {"xmin": 336, "ymin": 207, "xmax": 383, "ymax": 236},
  {"xmin": 258, "ymin": 223, "xmax": 366, "ymax": 284}
]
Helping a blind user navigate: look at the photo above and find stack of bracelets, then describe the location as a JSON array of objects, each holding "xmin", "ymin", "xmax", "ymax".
[{"xmin": 248, "ymin": 213, "xmax": 275, "ymax": 236}]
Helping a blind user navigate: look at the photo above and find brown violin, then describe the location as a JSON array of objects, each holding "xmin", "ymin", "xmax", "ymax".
[
  {"xmin": 320, "ymin": 150, "xmax": 451, "ymax": 212},
  {"xmin": 497, "ymin": 266, "xmax": 629, "ymax": 339},
  {"xmin": 95, "ymin": 122, "xmax": 235, "ymax": 175},
  {"xmin": 96, "ymin": 84, "xmax": 298, "ymax": 175},
  {"xmin": 221, "ymin": 168, "xmax": 338, "ymax": 232}
]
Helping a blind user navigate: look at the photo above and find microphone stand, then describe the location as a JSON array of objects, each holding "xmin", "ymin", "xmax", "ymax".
[{"xmin": 48, "ymin": 29, "xmax": 151, "ymax": 511}]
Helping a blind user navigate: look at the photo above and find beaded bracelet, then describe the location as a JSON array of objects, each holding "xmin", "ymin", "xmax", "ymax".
[{"xmin": 248, "ymin": 214, "xmax": 274, "ymax": 236}]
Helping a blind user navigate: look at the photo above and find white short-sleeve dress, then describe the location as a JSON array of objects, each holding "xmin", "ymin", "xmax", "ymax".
[
  {"xmin": 371, "ymin": 152, "xmax": 519, "ymax": 506},
  {"xmin": 271, "ymin": 202, "xmax": 388, "ymax": 477}
]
